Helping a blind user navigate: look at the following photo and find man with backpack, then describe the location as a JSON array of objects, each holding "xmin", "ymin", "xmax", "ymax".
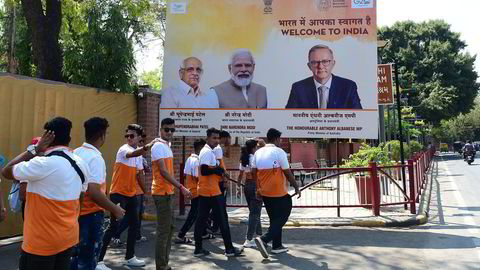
[{"xmin": 1, "ymin": 117, "xmax": 89, "ymax": 270}]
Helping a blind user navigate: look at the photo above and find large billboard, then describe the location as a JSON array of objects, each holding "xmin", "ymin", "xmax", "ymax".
[{"xmin": 161, "ymin": 0, "xmax": 378, "ymax": 138}]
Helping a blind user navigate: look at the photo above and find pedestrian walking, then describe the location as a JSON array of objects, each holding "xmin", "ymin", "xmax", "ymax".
[
  {"xmin": 237, "ymin": 139, "xmax": 263, "ymax": 248},
  {"xmin": 193, "ymin": 128, "xmax": 243, "ymax": 257},
  {"xmin": 252, "ymin": 128, "xmax": 301, "ymax": 258},
  {"xmin": 71, "ymin": 117, "xmax": 125, "ymax": 270},
  {"xmin": 1, "ymin": 117, "xmax": 89, "ymax": 270},
  {"xmin": 151, "ymin": 118, "xmax": 192, "ymax": 270}
]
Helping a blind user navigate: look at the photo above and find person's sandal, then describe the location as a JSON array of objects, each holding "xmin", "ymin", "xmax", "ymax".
[
  {"xmin": 174, "ymin": 236, "xmax": 193, "ymax": 244},
  {"xmin": 201, "ymin": 233, "xmax": 215, "ymax": 240}
]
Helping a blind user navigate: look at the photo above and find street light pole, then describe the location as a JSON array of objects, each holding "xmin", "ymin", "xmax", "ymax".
[{"xmin": 394, "ymin": 61, "xmax": 407, "ymax": 209}]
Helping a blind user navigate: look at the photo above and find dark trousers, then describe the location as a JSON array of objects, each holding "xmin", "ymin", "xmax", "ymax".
[
  {"xmin": 244, "ymin": 181, "xmax": 262, "ymax": 240},
  {"xmin": 178, "ymin": 197, "xmax": 199, "ymax": 238},
  {"xmin": 115, "ymin": 194, "xmax": 144, "ymax": 240},
  {"xmin": 194, "ymin": 195, "xmax": 233, "ymax": 251},
  {"xmin": 71, "ymin": 211, "xmax": 105, "ymax": 270},
  {"xmin": 209, "ymin": 181, "xmax": 227, "ymax": 232},
  {"xmin": 19, "ymin": 247, "xmax": 73, "ymax": 270},
  {"xmin": 99, "ymin": 193, "xmax": 139, "ymax": 261},
  {"xmin": 261, "ymin": 195, "xmax": 292, "ymax": 249}
]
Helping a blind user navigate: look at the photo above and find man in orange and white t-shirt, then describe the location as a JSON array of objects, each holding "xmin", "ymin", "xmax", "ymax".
[
  {"xmin": 175, "ymin": 138, "xmax": 206, "ymax": 243},
  {"xmin": 1, "ymin": 117, "xmax": 89, "ymax": 270},
  {"xmin": 151, "ymin": 118, "xmax": 191, "ymax": 270},
  {"xmin": 71, "ymin": 117, "xmax": 125, "ymax": 270},
  {"xmin": 193, "ymin": 128, "xmax": 243, "ymax": 257},
  {"xmin": 98, "ymin": 124, "xmax": 157, "ymax": 268},
  {"xmin": 252, "ymin": 128, "xmax": 301, "ymax": 259}
]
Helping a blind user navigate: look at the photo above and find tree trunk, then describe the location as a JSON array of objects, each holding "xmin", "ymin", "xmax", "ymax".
[
  {"xmin": 21, "ymin": 0, "xmax": 63, "ymax": 81},
  {"xmin": 6, "ymin": 3, "xmax": 17, "ymax": 73}
]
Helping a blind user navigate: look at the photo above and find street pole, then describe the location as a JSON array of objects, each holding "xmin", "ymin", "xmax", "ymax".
[
  {"xmin": 379, "ymin": 105, "xmax": 385, "ymax": 144},
  {"xmin": 394, "ymin": 61, "xmax": 407, "ymax": 209}
]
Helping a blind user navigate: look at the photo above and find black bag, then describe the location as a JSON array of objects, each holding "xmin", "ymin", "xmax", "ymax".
[{"xmin": 47, "ymin": 151, "xmax": 85, "ymax": 183}]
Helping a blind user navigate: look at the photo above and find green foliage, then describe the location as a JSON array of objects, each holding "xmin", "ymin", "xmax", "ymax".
[
  {"xmin": 379, "ymin": 20, "xmax": 479, "ymax": 124},
  {"xmin": 383, "ymin": 140, "xmax": 409, "ymax": 162},
  {"xmin": 342, "ymin": 143, "xmax": 394, "ymax": 168},
  {"xmin": 0, "ymin": 0, "xmax": 167, "ymax": 92},
  {"xmin": 409, "ymin": 140, "xmax": 424, "ymax": 155},
  {"xmin": 431, "ymin": 101, "xmax": 480, "ymax": 143},
  {"xmin": 139, "ymin": 68, "xmax": 162, "ymax": 90}
]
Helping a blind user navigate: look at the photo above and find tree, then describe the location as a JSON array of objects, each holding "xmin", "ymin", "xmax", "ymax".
[
  {"xmin": 139, "ymin": 68, "xmax": 162, "ymax": 90},
  {"xmin": 378, "ymin": 20, "xmax": 479, "ymax": 124},
  {"xmin": 21, "ymin": 0, "xmax": 63, "ymax": 81}
]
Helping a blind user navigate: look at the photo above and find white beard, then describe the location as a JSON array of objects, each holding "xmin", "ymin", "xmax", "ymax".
[{"xmin": 231, "ymin": 73, "xmax": 253, "ymax": 87}]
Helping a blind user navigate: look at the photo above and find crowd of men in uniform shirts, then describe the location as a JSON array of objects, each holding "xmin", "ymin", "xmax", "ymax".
[{"xmin": 0, "ymin": 116, "xmax": 301, "ymax": 270}]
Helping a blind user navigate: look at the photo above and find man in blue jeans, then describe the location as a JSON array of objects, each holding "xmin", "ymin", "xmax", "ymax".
[{"xmin": 71, "ymin": 117, "xmax": 125, "ymax": 270}]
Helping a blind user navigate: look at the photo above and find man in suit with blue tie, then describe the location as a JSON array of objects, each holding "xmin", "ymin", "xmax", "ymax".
[{"xmin": 285, "ymin": 45, "xmax": 362, "ymax": 109}]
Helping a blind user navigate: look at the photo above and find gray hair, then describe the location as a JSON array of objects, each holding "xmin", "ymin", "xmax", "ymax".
[
  {"xmin": 179, "ymin": 56, "xmax": 202, "ymax": 70},
  {"xmin": 308, "ymin": 45, "xmax": 334, "ymax": 60},
  {"xmin": 230, "ymin": 49, "xmax": 255, "ymax": 65}
]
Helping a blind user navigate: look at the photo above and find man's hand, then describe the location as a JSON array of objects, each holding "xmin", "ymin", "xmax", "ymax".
[
  {"xmin": 112, "ymin": 204, "xmax": 125, "ymax": 220},
  {"xmin": 36, "ymin": 130, "xmax": 55, "ymax": 153},
  {"xmin": 0, "ymin": 207, "xmax": 7, "ymax": 222},
  {"xmin": 255, "ymin": 189, "xmax": 263, "ymax": 201},
  {"xmin": 180, "ymin": 186, "xmax": 192, "ymax": 199},
  {"xmin": 293, "ymin": 187, "xmax": 301, "ymax": 199}
]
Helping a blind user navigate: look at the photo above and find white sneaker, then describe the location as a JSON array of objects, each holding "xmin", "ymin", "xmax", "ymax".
[
  {"xmin": 95, "ymin": 261, "xmax": 111, "ymax": 270},
  {"xmin": 243, "ymin": 239, "xmax": 256, "ymax": 248},
  {"xmin": 125, "ymin": 256, "xmax": 146, "ymax": 267}
]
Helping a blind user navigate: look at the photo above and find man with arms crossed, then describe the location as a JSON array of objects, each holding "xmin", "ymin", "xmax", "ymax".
[
  {"xmin": 193, "ymin": 128, "xmax": 243, "ymax": 257},
  {"xmin": 253, "ymin": 128, "xmax": 301, "ymax": 258},
  {"xmin": 71, "ymin": 117, "xmax": 125, "ymax": 270},
  {"xmin": 1, "ymin": 117, "xmax": 89, "ymax": 270},
  {"xmin": 151, "ymin": 117, "xmax": 192, "ymax": 270}
]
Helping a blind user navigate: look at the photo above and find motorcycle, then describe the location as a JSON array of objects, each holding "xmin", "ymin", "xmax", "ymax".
[{"xmin": 466, "ymin": 153, "xmax": 474, "ymax": 165}]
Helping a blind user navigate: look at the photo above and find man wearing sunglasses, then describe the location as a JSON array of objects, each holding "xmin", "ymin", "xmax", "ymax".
[
  {"xmin": 160, "ymin": 57, "xmax": 219, "ymax": 108},
  {"xmin": 285, "ymin": 44, "xmax": 362, "ymax": 109},
  {"xmin": 99, "ymin": 124, "xmax": 157, "ymax": 268},
  {"xmin": 151, "ymin": 118, "xmax": 192, "ymax": 270}
]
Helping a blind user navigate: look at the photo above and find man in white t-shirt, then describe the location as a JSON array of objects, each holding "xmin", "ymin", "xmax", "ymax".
[
  {"xmin": 1, "ymin": 117, "xmax": 89, "ymax": 270},
  {"xmin": 71, "ymin": 117, "xmax": 125, "ymax": 270}
]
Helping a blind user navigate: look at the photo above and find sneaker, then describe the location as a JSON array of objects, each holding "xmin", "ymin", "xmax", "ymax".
[
  {"xmin": 225, "ymin": 247, "xmax": 244, "ymax": 257},
  {"xmin": 110, "ymin": 238, "xmax": 123, "ymax": 247},
  {"xmin": 125, "ymin": 256, "xmax": 146, "ymax": 267},
  {"xmin": 136, "ymin": 236, "xmax": 147, "ymax": 242},
  {"xmin": 243, "ymin": 239, "xmax": 256, "ymax": 248},
  {"xmin": 95, "ymin": 261, "xmax": 111, "ymax": 270},
  {"xmin": 271, "ymin": 245, "xmax": 289, "ymax": 254},
  {"xmin": 193, "ymin": 248, "xmax": 211, "ymax": 257},
  {"xmin": 254, "ymin": 236, "xmax": 269, "ymax": 259}
]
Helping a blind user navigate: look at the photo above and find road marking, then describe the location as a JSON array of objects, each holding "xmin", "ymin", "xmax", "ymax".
[{"xmin": 441, "ymin": 158, "xmax": 480, "ymax": 261}]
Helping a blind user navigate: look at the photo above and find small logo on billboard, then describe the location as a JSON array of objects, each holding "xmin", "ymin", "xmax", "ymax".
[
  {"xmin": 315, "ymin": 0, "xmax": 331, "ymax": 11},
  {"xmin": 332, "ymin": 0, "xmax": 347, "ymax": 8},
  {"xmin": 263, "ymin": 0, "xmax": 273, "ymax": 14},
  {"xmin": 170, "ymin": 2, "xmax": 187, "ymax": 14},
  {"xmin": 352, "ymin": 0, "xmax": 373, "ymax": 9}
]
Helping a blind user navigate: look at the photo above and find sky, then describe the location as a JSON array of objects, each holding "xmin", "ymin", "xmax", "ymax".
[{"xmin": 136, "ymin": 0, "xmax": 480, "ymax": 78}]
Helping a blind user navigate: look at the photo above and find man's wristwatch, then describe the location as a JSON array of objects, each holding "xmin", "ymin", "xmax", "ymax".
[{"xmin": 27, "ymin": 145, "xmax": 37, "ymax": 156}]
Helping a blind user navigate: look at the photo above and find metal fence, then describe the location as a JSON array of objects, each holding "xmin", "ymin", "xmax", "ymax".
[{"xmin": 180, "ymin": 147, "xmax": 436, "ymax": 217}]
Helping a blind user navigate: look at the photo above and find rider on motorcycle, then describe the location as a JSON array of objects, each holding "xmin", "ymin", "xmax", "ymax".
[{"xmin": 463, "ymin": 140, "xmax": 475, "ymax": 160}]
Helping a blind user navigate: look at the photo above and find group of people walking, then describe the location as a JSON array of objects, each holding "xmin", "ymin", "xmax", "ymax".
[{"xmin": 0, "ymin": 115, "xmax": 301, "ymax": 270}]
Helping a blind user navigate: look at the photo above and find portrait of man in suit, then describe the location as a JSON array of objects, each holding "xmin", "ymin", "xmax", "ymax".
[
  {"xmin": 285, "ymin": 45, "xmax": 362, "ymax": 109},
  {"xmin": 212, "ymin": 49, "xmax": 267, "ymax": 108}
]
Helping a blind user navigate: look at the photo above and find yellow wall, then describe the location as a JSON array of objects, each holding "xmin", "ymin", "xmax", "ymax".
[{"xmin": 0, "ymin": 73, "xmax": 137, "ymax": 238}]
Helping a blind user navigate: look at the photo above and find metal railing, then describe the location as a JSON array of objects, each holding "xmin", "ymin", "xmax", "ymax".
[{"xmin": 179, "ymin": 147, "xmax": 436, "ymax": 217}]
